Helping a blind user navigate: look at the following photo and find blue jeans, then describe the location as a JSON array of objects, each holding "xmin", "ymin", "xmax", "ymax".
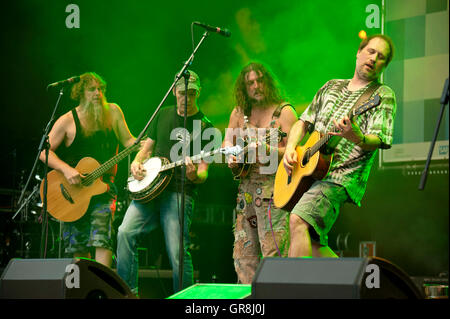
[{"xmin": 116, "ymin": 191, "xmax": 194, "ymax": 294}]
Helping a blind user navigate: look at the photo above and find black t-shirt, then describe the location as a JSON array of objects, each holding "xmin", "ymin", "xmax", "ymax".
[{"xmin": 147, "ymin": 106, "xmax": 214, "ymax": 196}]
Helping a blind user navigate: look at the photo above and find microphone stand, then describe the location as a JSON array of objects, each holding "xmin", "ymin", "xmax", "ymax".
[
  {"xmin": 178, "ymin": 71, "xmax": 189, "ymax": 292},
  {"xmin": 419, "ymin": 78, "xmax": 449, "ymax": 190},
  {"xmin": 132, "ymin": 31, "xmax": 210, "ymax": 292},
  {"xmin": 14, "ymin": 87, "xmax": 65, "ymax": 259},
  {"xmin": 133, "ymin": 31, "xmax": 209, "ymax": 143}
]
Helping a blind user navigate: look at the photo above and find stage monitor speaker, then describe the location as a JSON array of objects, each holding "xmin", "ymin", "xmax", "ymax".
[
  {"xmin": 251, "ymin": 257, "xmax": 425, "ymax": 299},
  {"xmin": 168, "ymin": 284, "xmax": 251, "ymax": 299},
  {"xmin": 0, "ymin": 258, "xmax": 136, "ymax": 299}
]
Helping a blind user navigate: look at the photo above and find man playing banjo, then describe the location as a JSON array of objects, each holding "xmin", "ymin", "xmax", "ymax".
[{"xmin": 116, "ymin": 70, "xmax": 214, "ymax": 296}]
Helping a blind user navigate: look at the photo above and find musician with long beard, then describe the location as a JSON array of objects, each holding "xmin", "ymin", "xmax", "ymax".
[
  {"xmin": 222, "ymin": 62, "xmax": 298, "ymax": 284},
  {"xmin": 116, "ymin": 70, "xmax": 213, "ymax": 296},
  {"xmin": 39, "ymin": 72, "xmax": 136, "ymax": 267},
  {"xmin": 283, "ymin": 34, "xmax": 396, "ymax": 258}
]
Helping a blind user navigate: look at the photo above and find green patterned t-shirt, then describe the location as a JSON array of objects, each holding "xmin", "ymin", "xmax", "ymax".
[{"xmin": 300, "ymin": 79, "xmax": 396, "ymax": 206}]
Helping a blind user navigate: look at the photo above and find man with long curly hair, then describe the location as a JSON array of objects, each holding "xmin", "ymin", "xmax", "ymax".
[
  {"xmin": 39, "ymin": 72, "xmax": 135, "ymax": 267},
  {"xmin": 223, "ymin": 62, "xmax": 298, "ymax": 284}
]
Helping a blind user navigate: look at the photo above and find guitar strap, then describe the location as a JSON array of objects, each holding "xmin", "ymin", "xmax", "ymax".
[
  {"xmin": 270, "ymin": 103, "xmax": 292, "ymax": 126},
  {"xmin": 352, "ymin": 80, "xmax": 381, "ymax": 113},
  {"xmin": 242, "ymin": 102, "xmax": 292, "ymax": 138},
  {"xmin": 332, "ymin": 80, "xmax": 381, "ymax": 117},
  {"xmin": 243, "ymin": 103, "xmax": 293, "ymax": 127}
]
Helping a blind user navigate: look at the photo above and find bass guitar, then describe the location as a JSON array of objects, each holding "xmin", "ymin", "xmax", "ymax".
[
  {"xmin": 40, "ymin": 142, "xmax": 141, "ymax": 222},
  {"xmin": 273, "ymin": 94, "xmax": 381, "ymax": 210}
]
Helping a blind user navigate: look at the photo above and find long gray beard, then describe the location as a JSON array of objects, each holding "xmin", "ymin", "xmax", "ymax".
[{"xmin": 82, "ymin": 101, "xmax": 104, "ymax": 130}]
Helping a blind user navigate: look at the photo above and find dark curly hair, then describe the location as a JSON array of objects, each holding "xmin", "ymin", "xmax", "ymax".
[
  {"xmin": 234, "ymin": 62, "xmax": 284, "ymax": 116},
  {"xmin": 70, "ymin": 72, "xmax": 107, "ymax": 102}
]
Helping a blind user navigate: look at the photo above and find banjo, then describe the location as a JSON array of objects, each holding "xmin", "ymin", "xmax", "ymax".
[{"xmin": 127, "ymin": 146, "xmax": 241, "ymax": 203}]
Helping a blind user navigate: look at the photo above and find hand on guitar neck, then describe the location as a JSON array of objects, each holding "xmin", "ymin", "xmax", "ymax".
[{"xmin": 329, "ymin": 116, "xmax": 364, "ymax": 144}]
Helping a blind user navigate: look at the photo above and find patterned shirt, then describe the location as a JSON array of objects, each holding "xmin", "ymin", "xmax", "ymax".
[{"xmin": 300, "ymin": 79, "xmax": 396, "ymax": 206}]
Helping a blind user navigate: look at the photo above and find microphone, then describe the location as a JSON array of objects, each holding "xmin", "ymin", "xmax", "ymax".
[
  {"xmin": 193, "ymin": 21, "xmax": 231, "ymax": 37},
  {"xmin": 47, "ymin": 76, "xmax": 80, "ymax": 89}
]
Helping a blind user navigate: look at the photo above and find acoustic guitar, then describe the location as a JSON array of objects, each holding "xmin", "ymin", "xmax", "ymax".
[
  {"xmin": 273, "ymin": 94, "xmax": 381, "ymax": 211},
  {"xmin": 40, "ymin": 142, "xmax": 141, "ymax": 222}
]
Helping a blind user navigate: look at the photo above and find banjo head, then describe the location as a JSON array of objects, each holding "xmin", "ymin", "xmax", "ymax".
[{"xmin": 127, "ymin": 157, "xmax": 163, "ymax": 193}]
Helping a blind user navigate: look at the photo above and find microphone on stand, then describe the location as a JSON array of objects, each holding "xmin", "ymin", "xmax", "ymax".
[
  {"xmin": 193, "ymin": 21, "xmax": 231, "ymax": 37},
  {"xmin": 47, "ymin": 76, "xmax": 80, "ymax": 89}
]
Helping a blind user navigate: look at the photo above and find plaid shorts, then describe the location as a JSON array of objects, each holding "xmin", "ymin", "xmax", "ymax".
[
  {"xmin": 62, "ymin": 194, "xmax": 115, "ymax": 254},
  {"xmin": 291, "ymin": 181, "xmax": 349, "ymax": 246}
]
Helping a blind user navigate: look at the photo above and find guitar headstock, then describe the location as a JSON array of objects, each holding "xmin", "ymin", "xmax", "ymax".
[{"xmin": 353, "ymin": 94, "xmax": 381, "ymax": 116}]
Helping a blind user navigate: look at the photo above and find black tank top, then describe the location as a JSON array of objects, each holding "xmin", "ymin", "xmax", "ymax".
[{"xmin": 56, "ymin": 109, "xmax": 119, "ymax": 181}]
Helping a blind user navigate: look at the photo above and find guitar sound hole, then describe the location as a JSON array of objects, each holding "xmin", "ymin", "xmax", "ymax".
[
  {"xmin": 302, "ymin": 151, "xmax": 310, "ymax": 166},
  {"xmin": 60, "ymin": 184, "xmax": 74, "ymax": 204}
]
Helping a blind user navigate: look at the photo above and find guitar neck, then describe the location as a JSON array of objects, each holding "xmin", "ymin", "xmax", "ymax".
[
  {"xmin": 308, "ymin": 98, "xmax": 375, "ymax": 157},
  {"xmin": 309, "ymin": 133, "xmax": 333, "ymax": 155},
  {"xmin": 84, "ymin": 143, "xmax": 140, "ymax": 183},
  {"xmin": 159, "ymin": 149, "xmax": 220, "ymax": 172},
  {"xmin": 239, "ymin": 128, "xmax": 286, "ymax": 155}
]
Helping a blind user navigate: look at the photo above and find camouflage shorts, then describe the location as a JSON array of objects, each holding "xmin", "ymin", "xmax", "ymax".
[
  {"xmin": 291, "ymin": 181, "xmax": 349, "ymax": 246},
  {"xmin": 63, "ymin": 194, "xmax": 115, "ymax": 254}
]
